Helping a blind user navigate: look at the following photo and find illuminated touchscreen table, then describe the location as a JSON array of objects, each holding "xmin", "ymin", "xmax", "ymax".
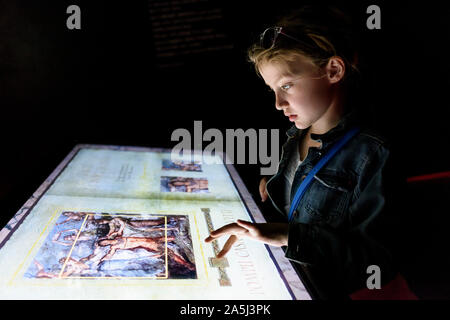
[{"xmin": 0, "ymin": 144, "xmax": 310, "ymax": 299}]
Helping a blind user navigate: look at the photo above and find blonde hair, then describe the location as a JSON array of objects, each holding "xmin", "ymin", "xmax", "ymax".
[{"xmin": 248, "ymin": 6, "xmax": 360, "ymax": 84}]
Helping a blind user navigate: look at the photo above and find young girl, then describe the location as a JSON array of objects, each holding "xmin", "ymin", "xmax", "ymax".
[{"xmin": 205, "ymin": 5, "xmax": 415, "ymax": 299}]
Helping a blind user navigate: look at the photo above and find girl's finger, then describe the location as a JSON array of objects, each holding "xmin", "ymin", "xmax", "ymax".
[
  {"xmin": 259, "ymin": 178, "xmax": 268, "ymax": 202},
  {"xmin": 236, "ymin": 219, "xmax": 257, "ymax": 232},
  {"xmin": 261, "ymin": 190, "xmax": 268, "ymax": 202},
  {"xmin": 204, "ymin": 223, "xmax": 241, "ymax": 242},
  {"xmin": 261, "ymin": 189, "xmax": 268, "ymax": 202},
  {"xmin": 217, "ymin": 235, "xmax": 238, "ymax": 258}
]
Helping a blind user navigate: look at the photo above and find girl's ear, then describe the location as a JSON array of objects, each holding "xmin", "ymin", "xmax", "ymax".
[{"xmin": 325, "ymin": 56, "xmax": 346, "ymax": 83}]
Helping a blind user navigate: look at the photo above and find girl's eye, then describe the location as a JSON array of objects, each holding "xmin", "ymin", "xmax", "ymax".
[{"xmin": 281, "ymin": 83, "xmax": 292, "ymax": 91}]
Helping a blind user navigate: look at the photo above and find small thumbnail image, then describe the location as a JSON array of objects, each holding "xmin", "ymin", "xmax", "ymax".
[
  {"xmin": 160, "ymin": 176, "xmax": 209, "ymax": 193},
  {"xmin": 162, "ymin": 159, "xmax": 202, "ymax": 172}
]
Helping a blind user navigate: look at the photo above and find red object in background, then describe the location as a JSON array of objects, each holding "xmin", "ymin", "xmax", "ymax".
[
  {"xmin": 406, "ymin": 171, "xmax": 450, "ymax": 183},
  {"xmin": 349, "ymin": 273, "xmax": 418, "ymax": 300}
]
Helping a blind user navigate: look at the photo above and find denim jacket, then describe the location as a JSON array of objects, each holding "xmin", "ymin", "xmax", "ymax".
[{"xmin": 265, "ymin": 110, "xmax": 407, "ymax": 297}]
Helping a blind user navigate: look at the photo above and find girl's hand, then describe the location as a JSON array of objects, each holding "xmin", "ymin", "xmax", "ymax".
[
  {"xmin": 204, "ymin": 220, "xmax": 289, "ymax": 258},
  {"xmin": 259, "ymin": 177, "xmax": 269, "ymax": 202}
]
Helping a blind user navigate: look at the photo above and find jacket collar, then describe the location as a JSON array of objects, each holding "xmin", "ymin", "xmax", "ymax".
[{"xmin": 285, "ymin": 109, "xmax": 362, "ymax": 149}]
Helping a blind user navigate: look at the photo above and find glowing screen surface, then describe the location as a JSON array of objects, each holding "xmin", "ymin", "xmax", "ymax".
[{"xmin": 0, "ymin": 145, "xmax": 310, "ymax": 299}]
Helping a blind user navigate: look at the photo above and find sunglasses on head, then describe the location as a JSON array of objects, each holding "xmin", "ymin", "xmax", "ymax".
[{"xmin": 259, "ymin": 26, "xmax": 314, "ymax": 49}]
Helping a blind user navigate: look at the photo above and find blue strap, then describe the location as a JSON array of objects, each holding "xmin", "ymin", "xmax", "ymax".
[{"xmin": 287, "ymin": 127, "xmax": 360, "ymax": 222}]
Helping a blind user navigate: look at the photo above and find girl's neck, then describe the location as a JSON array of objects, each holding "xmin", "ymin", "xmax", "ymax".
[{"xmin": 310, "ymin": 87, "xmax": 347, "ymax": 135}]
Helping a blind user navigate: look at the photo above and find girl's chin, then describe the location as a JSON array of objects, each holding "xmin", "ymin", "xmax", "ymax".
[{"xmin": 293, "ymin": 121, "xmax": 310, "ymax": 130}]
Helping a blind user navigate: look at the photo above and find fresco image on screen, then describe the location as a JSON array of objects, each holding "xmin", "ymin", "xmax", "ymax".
[
  {"xmin": 162, "ymin": 159, "xmax": 202, "ymax": 172},
  {"xmin": 24, "ymin": 212, "xmax": 196, "ymax": 279},
  {"xmin": 160, "ymin": 176, "xmax": 209, "ymax": 193}
]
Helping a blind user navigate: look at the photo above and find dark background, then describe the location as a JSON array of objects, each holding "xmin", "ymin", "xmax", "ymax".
[{"xmin": 1, "ymin": 0, "xmax": 449, "ymax": 230}]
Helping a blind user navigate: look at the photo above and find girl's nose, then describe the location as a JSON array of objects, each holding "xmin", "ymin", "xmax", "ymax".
[{"xmin": 275, "ymin": 95, "xmax": 288, "ymax": 110}]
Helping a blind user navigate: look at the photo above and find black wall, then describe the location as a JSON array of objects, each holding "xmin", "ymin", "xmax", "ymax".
[{"xmin": 1, "ymin": 0, "xmax": 449, "ymax": 228}]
